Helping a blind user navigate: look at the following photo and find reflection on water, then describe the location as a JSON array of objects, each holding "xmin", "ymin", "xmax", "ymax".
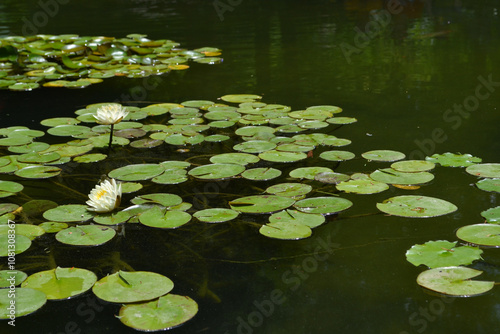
[{"xmin": 1, "ymin": 1, "xmax": 500, "ymax": 333}]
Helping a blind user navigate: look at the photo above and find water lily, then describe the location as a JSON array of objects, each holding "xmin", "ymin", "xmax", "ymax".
[
  {"xmin": 94, "ymin": 104, "xmax": 129, "ymax": 125},
  {"xmin": 86, "ymin": 178, "xmax": 122, "ymax": 213}
]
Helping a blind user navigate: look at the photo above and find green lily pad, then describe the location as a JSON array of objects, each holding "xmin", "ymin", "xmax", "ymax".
[
  {"xmin": 0, "ymin": 288, "xmax": 46, "ymax": 319},
  {"xmin": 391, "ymin": 160, "xmax": 435, "ymax": 172},
  {"xmin": 481, "ymin": 206, "xmax": 500, "ymax": 223},
  {"xmin": 233, "ymin": 140, "xmax": 277, "ymax": 153},
  {"xmin": 241, "ymin": 167, "xmax": 282, "ymax": 181},
  {"xmin": 314, "ymin": 172, "xmax": 350, "ymax": 184},
  {"xmin": 377, "ymin": 195, "xmax": 457, "ymax": 218},
  {"xmin": 406, "ymin": 240, "xmax": 483, "ymax": 268},
  {"xmin": 188, "ymin": 163, "xmax": 245, "ymax": 180},
  {"xmin": 416, "ymin": 266, "xmax": 494, "ymax": 296},
  {"xmin": 14, "ymin": 165, "xmax": 62, "ymax": 179},
  {"xmin": 193, "ymin": 208, "xmax": 239, "ymax": 223},
  {"xmin": 205, "ymin": 134, "xmax": 230, "ymax": 142},
  {"xmin": 362, "ymin": 150, "xmax": 406, "ymax": 162},
  {"xmin": 139, "ymin": 206, "xmax": 191, "ymax": 229},
  {"xmin": 8, "ymin": 142, "xmax": 50, "ymax": 154},
  {"xmin": 43, "ymin": 204, "xmax": 94, "ymax": 222},
  {"xmin": 476, "ymin": 178, "xmax": 500, "ymax": 193},
  {"xmin": 265, "ymin": 183, "xmax": 313, "ymax": 198},
  {"xmin": 21, "ymin": 267, "xmax": 97, "ymax": 300},
  {"xmin": 229, "ymin": 195, "xmax": 295, "ymax": 214},
  {"xmin": 92, "ymin": 271, "xmax": 174, "ymax": 303},
  {"xmin": 0, "ymin": 270, "xmax": 27, "ymax": 287},
  {"xmin": 0, "ymin": 203, "xmax": 18, "ymax": 216},
  {"xmin": 108, "ymin": 163, "xmax": 165, "ymax": 181},
  {"xmin": 0, "ymin": 180, "xmax": 23, "ymax": 198},
  {"xmin": 0, "ymin": 136, "xmax": 33, "ymax": 146},
  {"xmin": 456, "ymin": 224, "xmax": 500, "ymax": 247},
  {"xmin": 221, "ymin": 94, "xmax": 262, "ymax": 103},
  {"xmin": 258, "ymin": 150, "xmax": 307, "ymax": 163},
  {"xmin": 426, "ymin": 153, "xmax": 482, "ymax": 167},
  {"xmin": 269, "ymin": 209, "xmax": 325, "ymax": 228},
  {"xmin": 39, "ymin": 222, "xmax": 68, "ymax": 233},
  {"xmin": 326, "ymin": 117, "xmax": 357, "ymax": 124},
  {"xmin": 40, "ymin": 117, "xmax": 81, "ymax": 127},
  {"xmin": 17, "ymin": 151, "xmax": 61, "ymax": 164},
  {"xmin": 119, "ymin": 294, "xmax": 198, "ymax": 331},
  {"xmin": 152, "ymin": 169, "xmax": 188, "ymax": 185},
  {"xmin": 370, "ymin": 168, "xmax": 434, "ymax": 185},
  {"xmin": 93, "ymin": 210, "xmax": 133, "ymax": 226},
  {"xmin": 73, "ymin": 153, "xmax": 107, "ymax": 163},
  {"xmin": 336, "ymin": 178, "xmax": 389, "ymax": 194},
  {"xmin": 209, "ymin": 153, "xmax": 260, "ymax": 165},
  {"xmin": 289, "ymin": 167, "xmax": 334, "ymax": 180},
  {"xmin": 0, "ymin": 224, "xmax": 45, "ymax": 240},
  {"xmin": 0, "ymin": 234, "xmax": 32, "ymax": 256},
  {"xmin": 259, "ymin": 220, "xmax": 312, "ymax": 240},
  {"xmin": 293, "ymin": 196, "xmax": 352, "ymax": 215},
  {"xmin": 47, "ymin": 124, "xmax": 91, "ymax": 137},
  {"xmin": 131, "ymin": 193, "xmax": 183, "ymax": 207},
  {"xmin": 55, "ymin": 225, "xmax": 116, "ymax": 246},
  {"xmin": 319, "ymin": 150, "xmax": 355, "ymax": 161},
  {"xmin": 466, "ymin": 163, "xmax": 500, "ymax": 178}
]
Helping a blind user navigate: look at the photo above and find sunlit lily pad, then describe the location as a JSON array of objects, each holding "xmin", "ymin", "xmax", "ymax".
[
  {"xmin": 221, "ymin": 94, "xmax": 262, "ymax": 103},
  {"xmin": 326, "ymin": 117, "xmax": 357, "ymax": 124},
  {"xmin": 139, "ymin": 206, "xmax": 191, "ymax": 228},
  {"xmin": 258, "ymin": 150, "xmax": 307, "ymax": 163},
  {"xmin": 43, "ymin": 204, "xmax": 94, "ymax": 222},
  {"xmin": 39, "ymin": 222, "xmax": 68, "ymax": 233},
  {"xmin": 47, "ymin": 124, "xmax": 91, "ymax": 137},
  {"xmin": 289, "ymin": 167, "xmax": 333, "ymax": 180},
  {"xmin": 406, "ymin": 240, "xmax": 483, "ymax": 268},
  {"xmin": 73, "ymin": 153, "xmax": 107, "ymax": 163},
  {"xmin": 475, "ymin": 178, "xmax": 500, "ymax": 193},
  {"xmin": 259, "ymin": 220, "xmax": 312, "ymax": 240},
  {"xmin": 55, "ymin": 225, "xmax": 116, "ymax": 246},
  {"xmin": 188, "ymin": 163, "xmax": 245, "ymax": 180},
  {"xmin": 0, "ymin": 234, "xmax": 31, "ymax": 256},
  {"xmin": 336, "ymin": 178, "xmax": 389, "ymax": 194},
  {"xmin": 233, "ymin": 140, "xmax": 276, "ymax": 153},
  {"xmin": 416, "ymin": 266, "xmax": 494, "ymax": 296},
  {"xmin": 293, "ymin": 196, "xmax": 352, "ymax": 215},
  {"xmin": 15, "ymin": 165, "xmax": 62, "ymax": 179},
  {"xmin": 119, "ymin": 294, "xmax": 198, "ymax": 332},
  {"xmin": 362, "ymin": 150, "xmax": 405, "ymax": 162},
  {"xmin": 265, "ymin": 183, "xmax": 313, "ymax": 198},
  {"xmin": 466, "ymin": 163, "xmax": 500, "ymax": 178},
  {"xmin": 481, "ymin": 206, "xmax": 500, "ymax": 223},
  {"xmin": 108, "ymin": 163, "xmax": 164, "ymax": 181},
  {"xmin": 8, "ymin": 142, "xmax": 50, "ymax": 154},
  {"xmin": 0, "ymin": 180, "xmax": 23, "ymax": 198},
  {"xmin": 456, "ymin": 224, "xmax": 500, "ymax": 247},
  {"xmin": 0, "ymin": 288, "xmax": 46, "ymax": 319},
  {"xmin": 132, "ymin": 193, "xmax": 182, "ymax": 207},
  {"xmin": 152, "ymin": 169, "xmax": 188, "ymax": 185},
  {"xmin": 426, "ymin": 153, "xmax": 482, "ymax": 167},
  {"xmin": 0, "ymin": 270, "xmax": 27, "ymax": 287},
  {"xmin": 241, "ymin": 167, "xmax": 282, "ymax": 181},
  {"xmin": 314, "ymin": 172, "xmax": 350, "ymax": 184},
  {"xmin": 391, "ymin": 160, "xmax": 435, "ymax": 172},
  {"xmin": 370, "ymin": 168, "xmax": 434, "ymax": 185},
  {"xmin": 269, "ymin": 209, "xmax": 325, "ymax": 228},
  {"xmin": 377, "ymin": 195, "xmax": 457, "ymax": 218},
  {"xmin": 40, "ymin": 117, "xmax": 81, "ymax": 127},
  {"xmin": 92, "ymin": 271, "xmax": 174, "ymax": 303},
  {"xmin": 319, "ymin": 150, "xmax": 355, "ymax": 161},
  {"xmin": 0, "ymin": 224, "xmax": 45, "ymax": 240},
  {"xmin": 17, "ymin": 151, "xmax": 60, "ymax": 163},
  {"xmin": 193, "ymin": 208, "xmax": 239, "ymax": 223},
  {"xmin": 209, "ymin": 153, "xmax": 260, "ymax": 165},
  {"xmin": 93, "ymin": 210, "xmax": 133, "ymax": 226},
  {"xmin": 21, "ymin": 267, "xmax": 97, "ymax": 300},
  {"xmin": 229, "ymin": 195, "xmax": 295, "ymax": 214}
]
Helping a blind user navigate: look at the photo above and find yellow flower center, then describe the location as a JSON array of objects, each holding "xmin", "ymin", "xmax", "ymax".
[{"xmin": 95, "ymin": 189, "xmax": 108, "ymax": 200}]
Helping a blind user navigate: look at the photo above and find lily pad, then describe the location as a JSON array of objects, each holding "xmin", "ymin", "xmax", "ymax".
[
  {"xmin": 319, "ymin": 150, "xmax": 355, "ymax": 161},
  {"xmin": 0, "ymin": 288, "xmax": 46, "ymax": 319},
  {"xmin": 481, "ymin": 206, "xmax": 500, "ymax": 223},
  {"xmin": 0, "ymin": 270, "xmax": 27, "ymax": 287},
  {"xmin": 108, "ymin": 163, "xmax": 164, "ymax": 181},
  {"xmin": 92, "ymin": 271, "xmax": 174, "ymax": 303},
  {"xmin": 259, "ymin": 220, "xmax": 312, "ymax": 240},
  {"xmin": 258, "ymin": 150, "xmax": 307, "ymax": 163},
  {"xmin": 241, "ymin": 167, "xmax": 282, "ymax": 181},
  {"xmin": 456, "ymin": 224, "xmax": 500, "ymax": 247},
  {"xmin": 209, "ymin": 153, "xmax": 260, "ymax": 165},
  {"xmin": 289, "ymin": 167, "xmax": 333, "ymax": 180},
  {"xmin": 391, "ymin": 160, "xmax": 435, "ymax": 172},
  {"xmin": 188, "ymin": 163, "xmax": 245, "ymax": 180},
  {"xmin": 55, "ymin": 225, "xmax": 116, "ymax": 246},
  {"xmin": 139, "ymin": 206, "xmax": 191, "ymax": 229},
  {"xmin": 193, "ymin": 208, "xmax": 239, "ymax": 223},
  {"xmin": 39, "ymin": 222, "xmax": 68, "ymax": 233},
  {"xmin": 370, "ymin": 168, "xmax": 434, "ymax": 185},
  {"xmin": 229, "ymin": 195, "xmax": 295, "ymax": 214},
  {"xmin": 119, "ymin": 294, "xmax": 198, "ymax": 331},
  {"xmin": 476, "ymin": 178, "xmax": 500, "ymax": 193},
  {"xmin": 265, "ymin": 183, "xmax": 313, "ymax": 198},
  {"xmin": 336, "ymin": 178, "xmax": 389, "ymax": 194},
  {"xmin": 233, "ymin": 140, "xmax": 276, "ymax": 153},
  {"xmin": 0, "ymin": 180, "xmax": 24, "ymax": 198},
  {"xmin": 221, "ymin": 94, "xmax": 262, "ymax": 103},
  {"xmin": 0, "ymin": 224, "xmax": 45, "ymax": 240},
  {"xmin": 416, "ymin": 266, "xmax": 494, "ymax": 296},
  {"xmin": 14, "ymin": 165, "xmax": 62, "ymax": 179},
  {"xmin": 406, "ymin": 240, "xmax": 483, "ymax": 268},
  {"xmin": 466, "ymin": 163, "xmax": 500, "ymax": 178},
  {"xmin": 426, "ymin": 152, "xmax": 482, "ymax": 167},
  {"xmin": 43, "ymin": 204, "xmax": 94, "ymax": 222},
  {"xmin": 0, "ymin": 234, "xmax": 32, "ymax": 256},
  {"xmin": 269, "ymin": 209, "xmax": 325, "ymax": 228},
  {"xmin": 293, "ymin": 196, "xmax": 352, "ymax": 215},
  {"xmin": 376, "ymin": 195, "xmax": 457, "ymax": 218},
  {"xmin": 131, "ymin": 193, "xmax": 183, "ymax": 207},
  {"xmin": 21, "ymin": 267, "xmax": 97, "ymax": 300},
  {"xmin": 362, "ymin": 150, "xmax": 406, "ymax": 162},
  {"xmin": 314, "ymin": 172, "xmax": 350, "ymax": 184}
]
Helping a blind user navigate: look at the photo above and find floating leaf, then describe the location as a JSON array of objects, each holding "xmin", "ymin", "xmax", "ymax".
[
  {"xmin": 0, "ymin": 234, "xmax": 31, "ymax": 256},
  {"xmin": 259, "ymin": 220, "xmax": 312, "ymax": 240},
  {"xmin": 362, "ymin": 150, "xmax": 405, "ymax": 162},
  {"xmin": 241, "ymin": 167, "xmax": 282, "ymax": 181},
  {"xmin": 55, "ymin": 225, "xmax": 116, "ymax": 246},
  {"xmin": 269, "ymin": 209, "xmax": 325, "ymax": 228},
  {"xmin": 319, "ymin": 150, "xmax": 355, "ymax": 161},
  {"xmin": 229, "ymin": 195, "xmax": 295, "ymax": 214},
  {"xmin": 426, "ymin": 153, "xmax": 482, "ymax": 167},
  {"xmin": 139, "ymin": 206, "xmax": 191, "ymax": 228},
  {"xmin": 43, "ymin": 204, "xmax": 94, "ymax": 223},
  {"xmin": 209, "ymin": 153, "xmax": 259, "ymax": 165},
  {"xmin": 391, "ymin": 160, "xmax": 435, "ymax": 172},
  {"xmin": 92, "ymin": 271, "xmax": 174, "ymax": 303},
  {"xmin": 0, "ymin": 180, "xmax": 23, "ymax": 198},
  {"xmin": 0, "ymin": 270, "xmax": 27, "ymax": 287},
  {"xmin": 293, "ymin": 197, "xmax": 352, "ymax": 215},
  {"xmin": 377, "ymin": 195, "xmax": 457, "ymax": 218},
  {"xmin": 131, "ymin": 193, "xmax": 183, "ymax": 207},
  {"xmin": 456, "ymin": 224, "xmax": 500, "ymax": 247},
  {"xmin": 370, "ymin": 168, "xmax": 434, "ymax": 185},
  {"xmin": 39, "ymin": 222, "xmax": 68, "ymax": 233},
  {"xmin": 314, "ymin": 172, "xmax": 350, "ymax": 184},
  {"xmin": 119, "ymin": 294, "xmax": 198, "ymax": 331},
  {"xmin": 108, "ymin": 163, "xmax": 164, "ymax": 181},
  {"xmin": 0, "ymin": 224, "xmax": 45, "ymax": 240},
  {"xmin": 406, "ymin": 240, "xmax": 483, "ymax": 268},
  {"xmin": 266, "ymin": 183, "xmax": 313, "ymax": 198},
  {"xmin": 416, "ymin": 266, "xmax": 494, "ymax": 296},
  {"xmin": 466, "ymin": 163, "xmax": 500, "ymax": 178},
  {"xmin": 0, "ymin": 288, "xmax": 46, "ymax": 319},
  {"xmin": 188, "ymin": 163, "xmax": 245, "ymax": 180},
  {"xmin": 289, "ymin": 167, "xmax": 333, "ymax": 180},
  {"xmin": 258, "ymin": 150, "xmax": 307, "ymax": 163},
  {"xmin": 193, "ymin": 208, "xmax": 239, "ymax": 223},
  {"xmin": 481, "ymin": 206, "xmax": 500, "ymax": 223},
  {"xmin": 336, "ymin": 178, "xmax": 389, "ymax": 194},
  {"xmin": 476, "ymin": 178, "xmax": 500, "ymax": 193},
  {"xmin": 233, "ymin": 140, "xmax": 276, "ymax": 153},
  {"xmin": 14, "ymin": 165, "xmax": 61, "ymax": 179},
  {"xmin": 21, "ymin": 267, "xmax": 97, "ymax": 300},
  {"xmin": 221, "ymin": 94, "xmax": 262, "ymax": 103}
]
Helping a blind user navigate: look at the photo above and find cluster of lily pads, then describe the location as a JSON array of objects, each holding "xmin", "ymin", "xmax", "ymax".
[
  {"xmin": 2, "ymin": 92, "xmax": 500, "ymax": 329},
  {"xmin": 405, "ymin": 153, "xmax": 500, "ymax": 297},
  {"xmin": 0, "ymin": 34, "xmax": 222, "ymax": 91}
]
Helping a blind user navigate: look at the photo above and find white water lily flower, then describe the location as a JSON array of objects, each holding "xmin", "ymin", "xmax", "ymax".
[
  {"xmin": 94, "ymin": 104, "xmax": 129, "ymax": 125},
  {"xmin": 86, "ymin": 179, "xmax": 122, "ymax": 213}
]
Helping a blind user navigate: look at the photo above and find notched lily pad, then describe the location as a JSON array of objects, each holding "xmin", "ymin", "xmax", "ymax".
[
  {"xmin": 377, "ymin": 195, "xmax": 457, "ymax": 218},
  {"xmin": 406, "ymin": 240, "xmax": 483, "ymax": 268}
]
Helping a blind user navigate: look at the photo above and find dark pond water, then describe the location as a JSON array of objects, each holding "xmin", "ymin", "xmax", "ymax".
[{"xmin": 1, "ymin": 1, "xmax": 500, "ymax": 333}]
